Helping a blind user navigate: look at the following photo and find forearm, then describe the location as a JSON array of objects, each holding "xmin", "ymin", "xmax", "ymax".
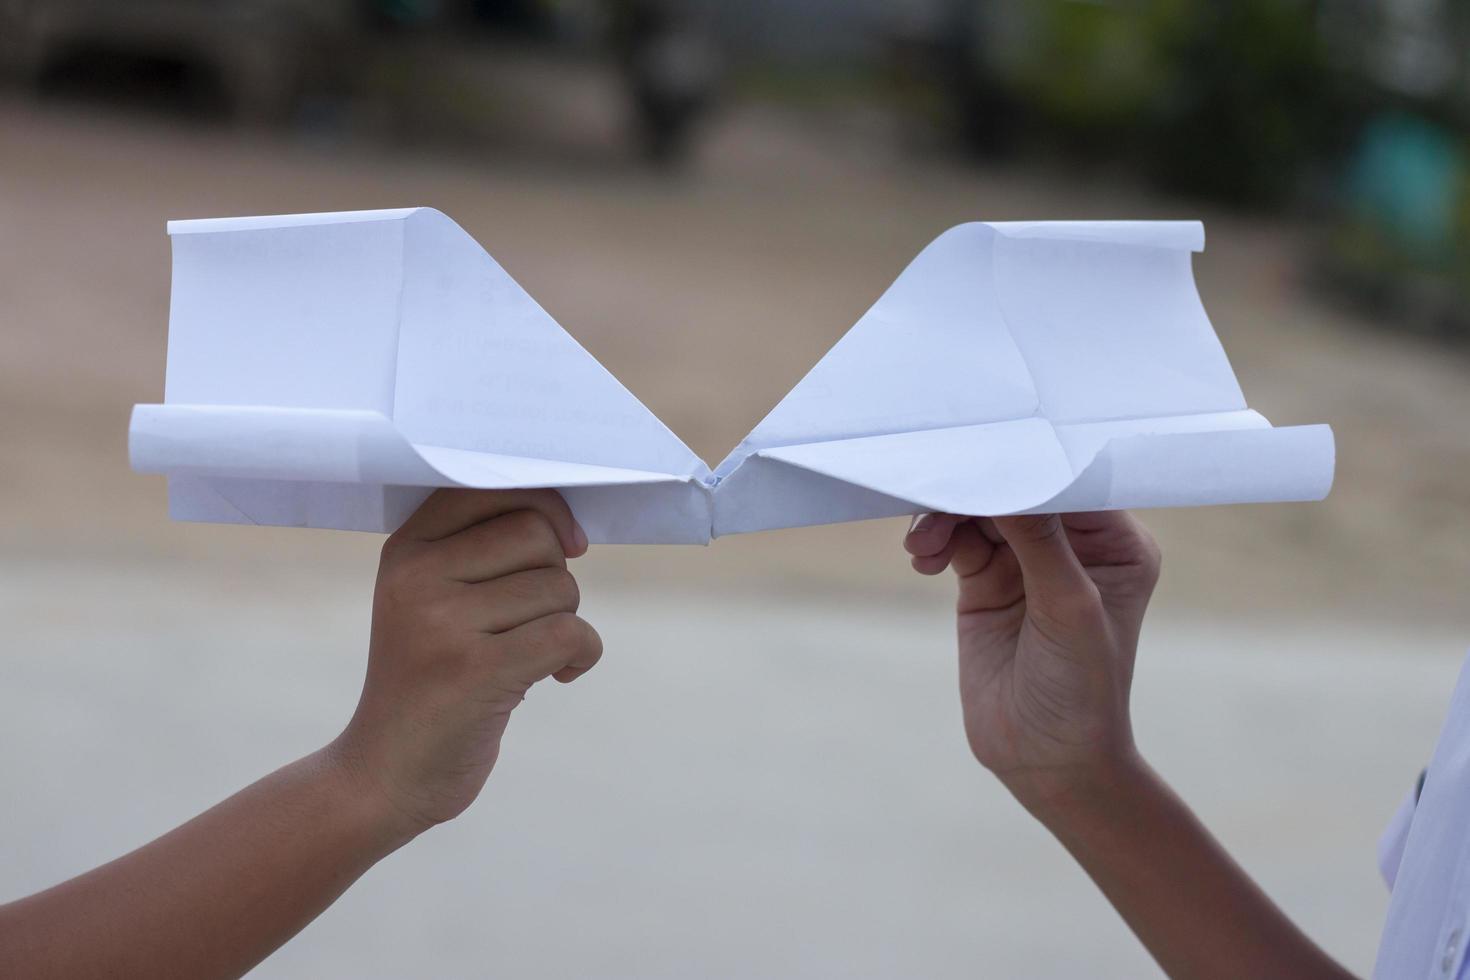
[
  {"xmin": 0, "ymin": 741, "xmax": 415, "ymax": 980},
  {"xmin": 1016, "ymin": 754, "xmax": 1356, "ymax": 980}
]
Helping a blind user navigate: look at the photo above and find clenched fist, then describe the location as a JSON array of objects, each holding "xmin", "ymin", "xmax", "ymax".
[{"xmin": 334, "ymin": 488, "xmax": 602, "ymax": 837}]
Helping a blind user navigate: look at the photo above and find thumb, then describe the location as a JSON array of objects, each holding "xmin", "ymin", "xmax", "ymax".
[{"xmin": 992, "ymin": 514, "xmax": 1097, "ymax": 615}]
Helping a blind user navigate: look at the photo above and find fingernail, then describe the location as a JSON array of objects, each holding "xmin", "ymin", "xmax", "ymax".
[
  {"xmin": 571, "ymin": 520, "xmax": 589, "ymax": 555},
  {"xmin": 908, "ymin": 513, "xmax": 934, "ymax": 536}
]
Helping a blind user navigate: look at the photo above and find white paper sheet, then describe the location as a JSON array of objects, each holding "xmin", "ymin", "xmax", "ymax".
[{"xmin": 130, "ymin": 208, "xmax": 1335, "ymax": 544}]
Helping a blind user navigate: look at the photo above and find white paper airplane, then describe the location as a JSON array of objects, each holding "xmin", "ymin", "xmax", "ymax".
[{"xmin": 129, "ymin": 208, "xmax": 1334, "ymax": 544}]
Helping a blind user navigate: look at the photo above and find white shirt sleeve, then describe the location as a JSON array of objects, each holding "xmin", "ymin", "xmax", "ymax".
[
  {"xmin": 1375, "ymin": 650, "xmax": 1470, "ymax": 979},
  {"xmin": 1379, "ymin": 780, "xmax": 1419, "ymax": 891}
]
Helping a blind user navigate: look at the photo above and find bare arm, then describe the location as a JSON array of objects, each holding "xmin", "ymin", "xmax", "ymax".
[
  {"xmin": 0, "ymin": 488, "xmax": 601, "ymax": 980},
  {"xmin": 905, "ymin": 512, "xmax": 1356, "ymax": 980},
  {"xmin": 0, "ymin": 746, "xmax": 406, "ymax": 979},
  {"xmin": 1026, "ymin": 753, "xmax": 1355, "ymax": 980}
]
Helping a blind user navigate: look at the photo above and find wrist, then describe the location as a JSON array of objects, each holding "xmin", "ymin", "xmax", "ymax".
[
  {"xmin": 317, "ymin": 737, "xmax": 430, "ymax": 853},
  {"xmin": 1002, "ymin": 745, "xmax": 1158, "ymax": 835}
]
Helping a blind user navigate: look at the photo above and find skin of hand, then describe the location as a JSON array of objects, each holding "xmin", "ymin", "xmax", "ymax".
[
  {"xmin": 334, "ymin": 487, "xmax": 604, "ymax": 835},
  {"xmin": 904, "ymin": 511, "xmax": 1357, "ymax": 980},
  {"xmin": 0, "ymin": 488, "xmax": 603, "ymax": 980},
  {"xmin": 903, "ymin": 511, "xmax": 1160, "ymax": 809}
]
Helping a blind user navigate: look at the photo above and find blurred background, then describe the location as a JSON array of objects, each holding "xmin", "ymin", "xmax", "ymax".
[{"xmin": 3, "ymin": 1, "xmax": 1470, "ymax": 976}]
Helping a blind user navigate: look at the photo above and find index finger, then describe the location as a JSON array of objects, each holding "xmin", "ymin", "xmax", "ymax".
[
  {"xmin": 395, "ymin": 488, "xmax": 588, "ymax": 557},
  {"xmin": 903, "ymin": 513, "xmax": 965, "ymax": 557},
  {"xmin": 992, "ymin": 514, "xmax": 1094, "ymax": 610}
]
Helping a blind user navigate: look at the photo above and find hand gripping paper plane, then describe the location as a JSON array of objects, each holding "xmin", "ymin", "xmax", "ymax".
[{"xmin": 128, "ymin": 208, "xmax": 1335, "ymax": 545}]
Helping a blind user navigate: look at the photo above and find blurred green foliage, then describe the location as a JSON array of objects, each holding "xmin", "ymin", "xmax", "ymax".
[
  {"xmin": 1328, "ymin": 113, "xmax": 1470, "ymax": 338},
  {"xmin": 1143, "ymin": 1, "xmax": 1338, "ymax": 205},
  {"xmin": 950, "ymin": 0, "xmax": 1343, "ymax": 206},
  {"xmin": 1005, "ymin": 1, "xmax": 1175, "ymax": 134},
  {"xmin": 919, "ymin": 0, "xmax": 1470, "ymax": 335}
]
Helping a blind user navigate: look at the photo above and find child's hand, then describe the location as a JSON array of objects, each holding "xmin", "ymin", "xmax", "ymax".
[
  {"xmin": 904, "ymin": 512, "xmax": 1160, "ymax": 811},
  {"xmin": 334, "ymin": 489, "xmax": 600, "ymax": 837}
]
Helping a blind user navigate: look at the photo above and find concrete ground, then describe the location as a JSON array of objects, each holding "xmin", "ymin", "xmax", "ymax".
[
  {"xmin": 2, "ymin": 94, "xmax": 1470, "ymax": 977},
  {"xmin": 5, "ymin": 558, "xmax": 1465, "ymax": 978}
]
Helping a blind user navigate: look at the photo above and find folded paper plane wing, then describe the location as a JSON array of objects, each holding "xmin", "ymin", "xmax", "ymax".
[
  {"xmin": 140, "ymin": 207, "xmax": 713, "ymax": 542},
  {"xmin": 708, "ymin": 220, "xmax": 1333, "ymax": 534}
]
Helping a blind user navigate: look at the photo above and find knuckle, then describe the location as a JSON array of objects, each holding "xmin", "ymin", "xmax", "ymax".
[
  {"xmin": 580, "ymin": 622, "xmax": 604, "ymax": 662},
  {"xmin": 1138, "ymin": 530, "xmax": 1163, "ymax": 577},
  {"xmin": 502, "ymin": 509, "xmax": 564, "ymax": 564},
  {"xmin": 380, "ymin": 531, "xmax": 408, "ymax": 562},
  {"xmin": 498, "ymin": 507, "xmax": 542, "ymax": 538},
  {"xmin": 376, "ymin": 548, "xmax": 432, "ymax": 604},
  {"xmin": 544, "ymin": 612, "xmax": 598, "ymax": 654},
  {"xmin": 499, "ymin": 570, "xmax": 541, "ymax": 603},
  {"xmin": 499, "ymin": 568, "xmax": 577, "ymax": 611},
  {"xmin": 528, "ymin": 488, "xmax": 571, "ymax": 519},
  {"xmin": 1113, "ymin": 517, "xmax": 1163, "ymax": 590},
  {"xmin": 526, "ymin": 488, "xmax": 566, "ymax": 513},
  {"xmin": 542, "ymin": 611, "xmax": 583, "ymax": 647},
  {"xmin": 1009, "ymin": 513, "xmax": 1062, "ymax": 541},
  {"xmin": 548, "ymin": 567, "xmax": 581, "ymax": 612},
  {"xmin": 378, "ymin": 530, "xmax": 425, "ymax": 574},
  {"xmin": 1139, "ymin": 546, "xmax": 1163, "ymax": 585},
  {"xmin": 436, "ymin": 487, "xmax": 475, "ymax": 507}
]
